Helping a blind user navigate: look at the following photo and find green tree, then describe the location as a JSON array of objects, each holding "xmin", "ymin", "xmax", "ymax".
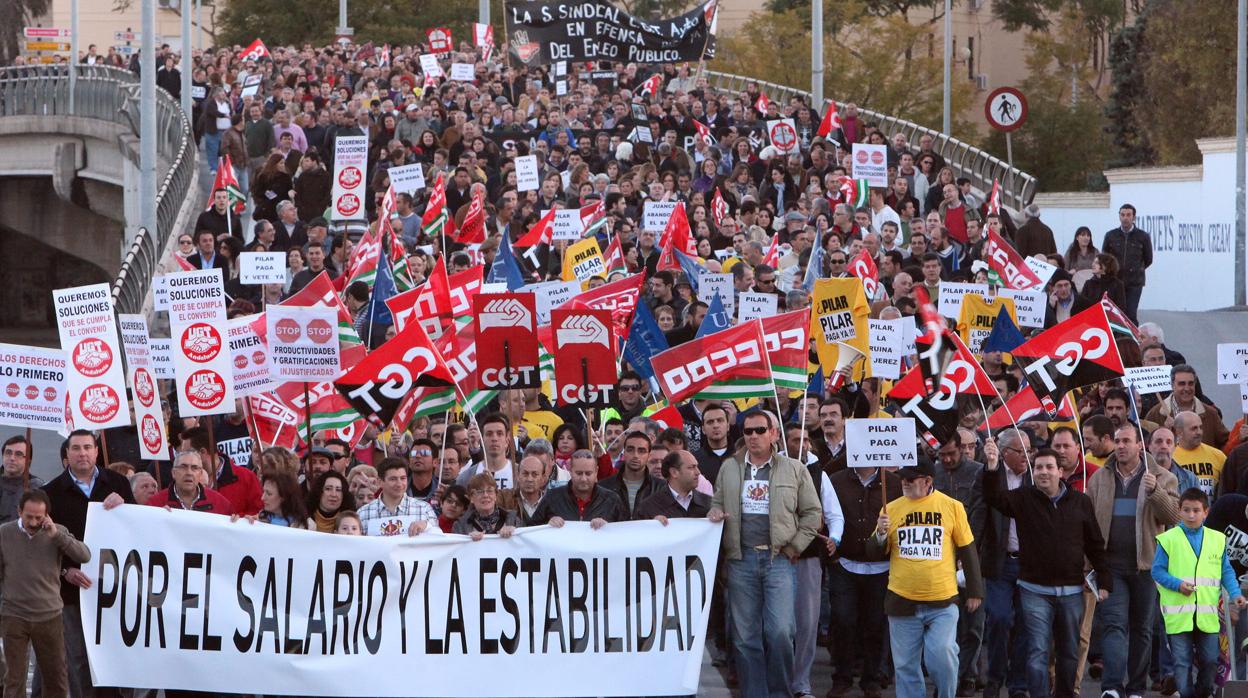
[
  {"xmin": 1103, "ymin": 15, "xmax": 1153, "ymax": 167},
  {"xmin": 1, "ymin": 0, "xmax": 52, "ymax": 65}
]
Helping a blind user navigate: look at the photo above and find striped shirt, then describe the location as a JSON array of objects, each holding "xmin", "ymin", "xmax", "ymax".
[{"xmin": 357, "ymin": 495, "xmax": 437, "ymax": 535}]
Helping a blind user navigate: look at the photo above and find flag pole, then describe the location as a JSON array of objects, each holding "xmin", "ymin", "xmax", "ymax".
[
  {"xmin": 302, "ymin": 382, "xmax": 313, "ymax": 451},
  {"xmin": 23, "ymin": 427, "xmax": 31, "ymax": 492},
  {"xmin": 797, "ymin": 381, "xmax": 810, "ymax": 462}
]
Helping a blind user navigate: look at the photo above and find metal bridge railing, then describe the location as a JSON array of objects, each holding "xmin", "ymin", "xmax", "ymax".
[
  {"xmin": 704, "ymin": 71, "xmax": 1038, "ymax": 212},
  {"xmin": 0, "ymin": 64, "xmax": 195, "ymax": 315}
]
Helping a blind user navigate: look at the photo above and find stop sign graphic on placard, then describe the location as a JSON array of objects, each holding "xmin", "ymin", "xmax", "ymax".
[
  {"xmin": 306, "ymin": 319, "xmax": 335, "ymax": 344},
  {"xmin": 275, "ymin": 318, "xmax": 302, "ymax": 343}
]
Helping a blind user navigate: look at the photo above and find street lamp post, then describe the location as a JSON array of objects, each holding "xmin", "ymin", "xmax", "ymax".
[
  {"xmin": 942, "ymin": 0, "xmax": 951, "ymax": 137},
  {"xmin": 812, "ymin": 0, "xmax": 823, "ymax": 106}
]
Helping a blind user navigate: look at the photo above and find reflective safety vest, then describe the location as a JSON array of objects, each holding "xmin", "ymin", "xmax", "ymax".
[{"xmin": 1155, "ymin": 526, "xmax": 1226, "ymax": 634}]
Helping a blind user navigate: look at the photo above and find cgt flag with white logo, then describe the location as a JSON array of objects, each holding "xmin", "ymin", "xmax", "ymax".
[
  {"xmin": 650, "ymin": 320, "xmax": 769, "ymax": 404},
  {"xmin": 551, "ymin": 308, "xmax": 617, "ymax": 408},
  {"xmin": 888, "ymin": 332, "xmax": 996, "ymax": 448},
  {"xmin": 334, "ymin": 321, "xmax": 455, "ymax": 428},
  {"xmin": 1010, "ymin": 304, "xmax": 1125, "ymax": 417},
  {"xmin": 474, "ymin": 293, "xmax": 541, "ymax": 390}
]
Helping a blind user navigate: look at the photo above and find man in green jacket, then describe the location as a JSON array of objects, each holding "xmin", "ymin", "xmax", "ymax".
[{"xmin": 709, "ymin": 410, "xmax": 821, "ymax": 698}]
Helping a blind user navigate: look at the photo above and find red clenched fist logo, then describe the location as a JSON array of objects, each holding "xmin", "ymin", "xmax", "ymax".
[
  {"xmin": 306, "ymin": 319, "xmax": 334, "ymax": 344},
  {"xmin": 275, "ymin": 318, "xmax": 302, "ymax": 343},
  {"xmin": 180, "ymin": 323, "xmax": 222, "ymax": 363},
  {"xmin": 185, "ymin": 370, "xmax": 226, "ymax": 411},
  {"xmin": 79, "ymin": 384, "xmax": 120, "ymax": 423},
  {"xmin": 73, "ymin": 339, "xmax": 113, "ymax": 377}
]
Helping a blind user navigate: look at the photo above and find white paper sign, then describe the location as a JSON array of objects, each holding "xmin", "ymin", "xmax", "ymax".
[
  {"xmin": 845, "ymin": 417, "xmax": 917, "ymax": 467},
  {"xmin": 1024, "ymin": 256, "xmax": 1058, "ymax": 287},
  {"xmin": 545, "ymin": 208, "xmax": 583, "ymax": 241},
  {"xmin": 851, "ymin": 143, "xmax": 889, "ymax": 188},
  {"xmin": 700, "ymin": 273, "xmax": 735, "ymax": 318},
  {"xmin": 240, "ymin": 74, "xmax": 262, "ymax": 98},
  {"xmin": 529, "ymin": 280, "xmax": 579, "ymax": 325},
  {"xmin": 150, "ymin": 339, "xmax": 175, "ymax": 380},
  {"xmin": 938, "ymin": 282, "xmax": 990, "ymax": 319},
  {"xmin": 642, "ymin": 201, "xmax": 679, "ymax": 232},
  {"xmin": 515, "ymin": 155, "xmax": 540, "ymax": 192},
  {"xmin": 902, "ymin": 319, "xmax": 918, "ymax": 357},
  {"xmin": 153, "ymin": 275, "xmax": 170, "ymax": 311},
  {"xmin": 0, "ymin": 343, "xmax": 67, "ymax": 432},
  {"xmin": 998, "ymin": 287, "xmax": 1045, "ymax": 329},
  {"xmin": 166, "ymin": 270, "xmax": 235, "ymax": 417},
  {"xmin": 267, "ymin": 305, "xmax": 342, "ymax": 381},
  {"xmin": 1218, "ymin": 343, "xmax": 1248, "ymax": 385},
  {"xmin": 387, "ymin": 163, "xmax": 426, "ymax": 196},
  {"xmin": 1124, "ymin": 365, "xmax": 1173, "ymax": 395},
  {"xmin": 330, "ymin": 135, "xmax": 369, "ymax": 221},
  {"xmin": 1241, "ymin": 383, "xmax": 1248, "ymax": 415},
  {"xmin": 555, "ymin": 80, "xmax": 568, "ymax": 96},
  {"xmin": 868, "ymin": 318, "xmax": 904, "ymax": 380},
  {"xmin": 239, "ymin": 252, "xmax": 286, "ymax": 285},
  {"xmin": 766, "ymin": 118, "xmax": 800, "ymax": 156},
  {"xmin": 449, "ymin": 63, "xmax": 475, "ymax": 81},
  {"xmin": 738, "ymin": 292, "xmax": 777, "ymax": 322},
  {"xmin": 228, "ymin": 315, "xmax": 277, "ymax": 397},
  {"xmin": 117, "ymin": 314, "xmax": 168, "ymax": 459},
  {"xmin": 53, "ymin": 283, "xmax": 131, "ymax": 430},
  {"xmin": 418, "ymin": 53, "xmax": 443, "ymax": 77}
]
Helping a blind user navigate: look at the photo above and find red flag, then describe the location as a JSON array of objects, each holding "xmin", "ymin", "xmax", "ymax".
[
  {"xmin": 207, "ymin": 155, "xmax": 245, "ymax": 214},
  {"xmin": 334, "ymin": 320, "xmax": 455, "ymax": 427},
  {"xmin": 660, "ymin": 203, "xmax": 697, "ymax": 256},
  {"xmin": 569, "ymin": 273, "xmax": 646, "ymax": 341},
  {"xmin": 640, "ymin": 73, "xmax": 663, "ymax": 96},
  {"xmin": 252, "ymin": 271, "xmax": 355, "ymax": 345},
  {"xmin": 455, "ymin": 189, "xmax": 486, "ymax": 244},
  {"xmin": 448, "ymin": 266, "xmax": 484, "ymax": 321},
  {"xmin": 983, "ymin": 228, "xmax": 1044, "ymax": 290},
  {"xmin": 651, "ymin": 320, "xmax": 770, "ymax": 403},
  {"xmin": 239, "ymin": 39, "xmax": 270, "ymax": 61},
  {"xmin": 603, "ymin": 234, "xmax": 626, "ymax": 274},
  {"xmin": 980, "ymin": 386, "xmax": 1077, "ymax": 431},
  {"xmin": 889, "ymin": 333, "xmax": 996, "ymax": 447},
  {"xmin": 848, "ymin": 249, "xmax": 879, "ymax": 299},
  {"xmin": 1100, "ymin": 294, "xmax": 1142, "ymax": 340},
  {"xmin": 1011, "ymin": 304, "xmax": 1126, "ymax": 416},
  {"xmin": 816, "ymin": 102, "xmax": 842, "ymax": 139},
  {"xmin": 694, "ymin": 120, "xmax": 714, "ymax": 144},
  {"xmin": 914, "ymin": 286, "xmax": 951, "ymax": 395},
  {"xmin": 247, "ymin": 393, "xmax": 300, "ymax": 450},
  {"xmin": 711, "ymin": 188, "xmax": 729, "ymax": 226},
  {"xmin": 421, "ymin": 172, "xmax": 448, "ymax": 235},
  {"xmin": 755, "ymin": 93, "xmax": 770, "ymax": 115},
  {"xmin": 761, "ymin": 235, "xmax": 781, "ymax": 268},
  {"xmin": 516, "ymin": 207, "xmax": 557, "ymax": 247},
  {"xmin": 552, "ymin": 308, "xmax": 617, "ymax": 407},
  {"xmin": 474, "ymin": 293, "xmax": 540, "ymax": 389},
  {"xmin": 987, "ymin": 180, "xmax": 1002, "ymax": 216},
  {"xmin": 649, "ymin": 404, "xmax": 685, "ymax": 431}
]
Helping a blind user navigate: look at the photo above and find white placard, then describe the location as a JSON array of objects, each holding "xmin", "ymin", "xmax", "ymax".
[
  {"xmin": 554, "ymin": 61, "xmax": 568, "ymax": 77},
  {"xmin": 529, "ymin": 280, "xmax": 580, "ymax": 325},
  {"xmin": 633, "ymin": 125, "xmax": 654, "ymax": 145},
  {"xmin": 240, "ymin": 252, "xmax": 287, "ymax": 285},
  {"xmin": 1024, "ymin": 256, "xmax": 1058, "ymax": 287},
  {"xmin": 240, "ymin": 74, "xmax": 262, "ymax": 98},
  {"xmin": 642, "ymin": 201, "xmax": 679, "ymax": 232},
  {"xmin": 1241, "ymin": 383, "xmax": 1248, "ymax": 415},
  {"xmin": 902, "ymin": 318, "xmax": 918, "ymax": 357},
  {"xmin": 1218, "ymin": 343, "xmax": 1248, "ymax": 385},
  {"xmin": 117, "ymin": 314, "xmax": 169, "ymax": 459},
  {"xmin": 868, "ymin": 318, "xmax": 904, "ymax": 380},
  {"xmin": 555, "ymin": 80, "xmax": 568, "ymax": 96},
  {"xmin": 330, "ymin": 135, "xmax": 369, "ymax": 221},
  {"xmin": 997, "ymin": 287, "xmax": 1045, "ymax": 329},
  {"xmin": 1124, "ymin": 365, "xmax": 1173, "ymax": 395},
  {"xmin": 449, "ymin": 63, "xmax": 475, "ymax": 81},
  {"xmin": 53, "ymin": 283, "xmax": 130, "ymax": 430},
  {"xmin": 515, "ymin": 155, "xmax": 540, "ymax": 192},
  {"xmin": 81, "ymin": 505, "xmax": 720, "ymax": 697},
  {"xmin": 938, "ymin": 282, "xmax": 990, "ymax": 319},
  {"xmin": 153, "ymin": 275, "xmax": 170, "ymax": 311},
  {"xmin": 0, "ymin": 343, "xmax": 67, "ymax": 432},
  {"xmin": 149, "ymin": 339, "xmax": 175, "ymax": 380},
  {"xmin": 166, "ymin": 270, "xmax": 235, "ymax": 417},
  {"xmin": 738, "ymin": 292, "xmax": 777, "ymax": 322},
  {"xmin": 766, "ymin": 118, "xmax": 800, "ymax": 156},
  {"xmin": 267, "ymin": 305, "xmax": 342, "ymax": 381},
  {"xmin": 418, "ymin": 53, "xmax": 443, "ymax": 77},
  {"xmin": 845, "ymin": 417, "xmax": 917, "ymax": 467},
  {"xmin": 851, "ymin": 143, "xmax": 889, "ymax": 188},
  {"xmin": 387, "ymin": 163, "xmax": 426, "ymax": 196},
  {"xmin": 545, "ymin": 209, "xmax": 583, "ymax": 241},
  {"xmin": 700, "ymin": 273, "xmax": 735, "ymax": 318},
  {"xmin": 228, "ymin": 315, "xmax": 277, "ymax": 397}
]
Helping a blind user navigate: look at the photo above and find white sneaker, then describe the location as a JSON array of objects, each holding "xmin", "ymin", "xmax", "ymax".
[{"xmin": 1100, "ymin": 691, "xmax": 1120, "ymax": 698}]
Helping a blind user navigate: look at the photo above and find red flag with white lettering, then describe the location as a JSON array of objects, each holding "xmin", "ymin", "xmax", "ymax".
[
  {"xmin": 848, "ymin": 249, "xmax": 879, "ymax": 300},
  {"xmin": 474, "ymin": 293, "xmax": 540, "ymax": 390},
  {"xmin": 650, "ymin": 320, "xmax": 769, "ymax": 404},
  {"xmin": 1010, "ymin": 304, "xmax": 1125, "ymax": 416},
  {"xmin": 552, "ymin": 308, "xmax": 617, "ymax": 407},
  {"xmin": 569, "ymin": 272, "xmax": 645, "ymax": 341},
  {"xmin": 334, "ymin": 320, "xmax": 455, "ymax": 427},
  {"xmin": 983, "ymin": 229, "xmax": 1044, "ymax": 290}
]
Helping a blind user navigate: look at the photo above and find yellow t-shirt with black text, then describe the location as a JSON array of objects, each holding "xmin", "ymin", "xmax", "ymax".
[
  {"xmin": 1173, "ymin": 443, "xmax": 1226, "ymax": 497},
  {"xmin": 884, "ymin": 490, "xmax": 974, "ymax": 602}
]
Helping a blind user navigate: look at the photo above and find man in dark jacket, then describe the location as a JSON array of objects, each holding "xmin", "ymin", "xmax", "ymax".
[
  {"xmin": 42, "ymin": 430, "xmax": 134, "ymax": 698},
  {"xmin": 984, "ymin": 444, "xmax": 1111, "ymax": 698},
  {"xmin": 195, "ymin": 188, "xmax": 243, "ymax": 242},
  {"xmin": 1102, "ymin": 203, "xmax": 1153, "ymax": 323},
  {"xmin": 530, "ymin": 450, "xmax": 627, "ymax": 526},
  {"xmin": 601, "ymin": 431, "xmax": 666, "ymax": 516},
  {"xmin": 1013, "ymin": 204, "xmax": 1057, "ymax": 258},
  {"xmin": 635, "ymin": 449, "xmax": 711, "ymax": 521},
  {"xmin": 980, "ymin": 428, "xmax": 1033, "ymax": 698}
]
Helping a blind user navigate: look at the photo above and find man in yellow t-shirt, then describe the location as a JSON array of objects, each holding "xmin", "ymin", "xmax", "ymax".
[
  {"xmin": 870, "ymin": 460, "xmax": 984, "ymax": 698},
  {"xmin": 1173, "ymin": 411, "xmax": 1226, "ymax": 497}
]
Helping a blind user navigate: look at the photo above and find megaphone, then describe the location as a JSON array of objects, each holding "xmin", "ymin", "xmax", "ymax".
[{"xmin": 827, "ymin": 342, "xmax": 865, "ymax": 391}]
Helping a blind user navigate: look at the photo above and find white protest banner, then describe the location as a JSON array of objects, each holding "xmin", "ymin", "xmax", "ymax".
[
  {"xmin": 167, "ymin": 270, "xmax": 235, "ymax": 417},
  {"xmin": 997, "ymin": 287, "xmax": 1045, "ymax": 328},
  {"xmin": 845, "ymin": 417, "xmax": 917, "ymax": 467},
  {"xmin": 938, "ymin": 282, "xmax": 990, "ymax": 319},
  {"xmin": 868, "ymin": 319, "xmax": 904, "ymax": 380},
  {"xmin": 529, "ymin": 280, "xmax": 579, "ymax": 325},
  {"xmin": 330, "ymin": 135, "xmax": 369, "ymax": 221},
  {"xmin": 1024, "ymin": 256, "xmax": 1058, "ymax": 288},
  {"xmin": 545, "ymin": 208, "xmax": 583, "ymax": 241},
  {"xmin": 851, "ymin": 143, "xmax": 889, "ymax": 188},
  {"xmin": 1218, "ymin": 343, "xmax": 1248, "ymax": 385},
  {"xmin": 53, "ymin": 283, "xmax": 130, "ymax": 430},
  {"xmin": 700, "ymin": 273, "xmax": 735, "ymax": 318},
  {"xmin": 228, "ymin": 316, "xmax": 277, "ymax": 397},
  {"xmin": 387, "ymin": 163, "xmax": 426, "ymax": 196},
  {"xmin": 239, "ymin": 252, "xmax": 287, "ymax": 285},
  {"xmin": 267, "ymin": 305, "xmax": 341, "ymax": 381},
  {"xmin": 515, "ymin": 155, "xmax": 540, "ymax": 192},
  {"xmin": 449, "ymin": 63, "xmax": 475, "ymax": 81},
  {"xmin": 367, "ymin": 514, "xmax": 426, "ymax": 536},
  {"xmin": 0, "ymin": 343, "xmax": 66, "ymax": 432},
  {"xmin": 153, "ymin": 276, "xmax": 170, "ymax": 311},
  {"xmin": 738, "ymin": 292, "xmax": 777, "ymax": 323},
  {"xmin": 1124, "ymin": 365, "xmax": 1172, "ymax": 395},
  {"xmin": 149, "ymin": 339, "xmax": 175, "ymax": 380},
  {"xmin": 765, "ymin": 118, "xmax": 800, "ymax": 156},
  {"xmin": 117, "ymin": 314, "xmax": 168, "ymax": 460},
  {"xmin": 81, "ymin": 505, "xmax": 720, "ymax": 697},
  {"xmin": 642, "ymin": 201, "xmax": 679, "ymax": 232}
]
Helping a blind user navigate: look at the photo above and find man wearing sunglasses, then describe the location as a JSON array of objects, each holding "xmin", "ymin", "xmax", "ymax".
[{"xmin": 709, "ymin": 411, "xmax": 821, "ymax": 698}]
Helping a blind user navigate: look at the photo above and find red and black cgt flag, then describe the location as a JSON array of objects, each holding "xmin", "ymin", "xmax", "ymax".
[
  {"xmin": 473, "ymin": 293, "xmax": 540, "ymax": 389},
  {"xmin": 913, "ymin": 286, "xmax": 952, "ymax": 396},
  {"xmin": 552, "ymin": 308, "xmax": 617, "ymax": 408},
  {"xmin": 334, "ymin": 321, "xmax": 455, "ymax": 427},
  {"xmin": 888, "ymin": 333, "xmax": 995, "ymax": 448},
  {"xmin": 1011, "ymin": 304, "xmax": 1125, "ymax": 417}
]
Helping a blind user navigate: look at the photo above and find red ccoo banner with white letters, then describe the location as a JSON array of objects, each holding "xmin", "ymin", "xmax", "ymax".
[
  {"xmin": 166, "ymin": 270, "xmax": 235, "ymax": 417},
  {"xmin": 53, "ymin": 283, "xmax": 130, "ymax": 430}
]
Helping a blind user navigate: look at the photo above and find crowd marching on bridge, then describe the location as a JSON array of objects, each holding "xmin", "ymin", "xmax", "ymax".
[{"xmin": 4, "ymin": 25, "xmax": 1248, "ymax": 698}]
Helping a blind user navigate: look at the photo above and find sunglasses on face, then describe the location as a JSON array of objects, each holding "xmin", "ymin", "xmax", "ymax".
[{"xmin": 743, "ymin": 426, "xmax": 769, "ymax": 436}]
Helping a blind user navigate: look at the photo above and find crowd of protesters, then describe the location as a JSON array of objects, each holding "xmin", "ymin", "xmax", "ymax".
[{"xmin": 4, "ymin": 30, "xmax": 1246, "ymax": 698}]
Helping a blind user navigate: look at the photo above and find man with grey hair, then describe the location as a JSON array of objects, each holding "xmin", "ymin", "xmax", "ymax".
[
  {"xmin": 523, "ymin": 439, "xmax": 569, "ymax": 488},
  {"xmin": 273, "ymin": 200, "xmax": 301, "ymax": 252},
  {"xmin": 1014, "ymin": 203, "xmax": 1056, "ymax": 258},
  {"xmin": 1137, "ymin": 322, "xmax": 1187, "ymax": 365}
]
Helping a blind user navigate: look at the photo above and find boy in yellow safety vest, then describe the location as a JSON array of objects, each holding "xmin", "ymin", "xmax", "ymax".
[{"xmin": 1151, "ymin": 488, "xmax": 1247, "ymax": 698}]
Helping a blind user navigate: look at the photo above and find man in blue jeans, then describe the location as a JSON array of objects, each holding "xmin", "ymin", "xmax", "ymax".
[
  {"xmin": 979, "ymin": 429, "xmax": 1032, "ymax": 698},
  {"xmin": 983, "ymin": 444, "xmax": 1112, "ymax": 698},
  {"xmin": 709, "ymin": 411, "xmax": 821, "ymax": 698}
]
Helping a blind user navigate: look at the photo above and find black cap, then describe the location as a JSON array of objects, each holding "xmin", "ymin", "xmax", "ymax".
[
  {"xmin": 895, "ymin": 461, "xmax": 935, "ymax": 480},
  {"xmin": 306, "ymin": 447, "xmax": 334, "ymax": 462}
]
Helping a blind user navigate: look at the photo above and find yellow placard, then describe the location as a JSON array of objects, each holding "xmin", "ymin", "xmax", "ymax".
[{"xmin": 810, "ymin": 278, "xmax": 870, "ymax": 377}]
